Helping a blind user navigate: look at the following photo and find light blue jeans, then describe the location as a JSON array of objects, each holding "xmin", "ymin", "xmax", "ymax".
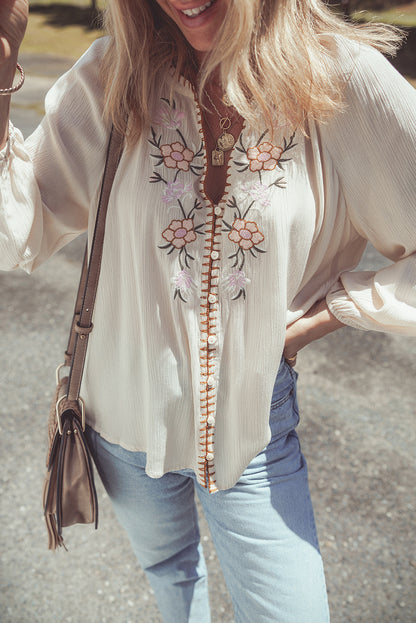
[{"xmin": 86, "ymin": 360, "xmax": 330, "ymax": 623}]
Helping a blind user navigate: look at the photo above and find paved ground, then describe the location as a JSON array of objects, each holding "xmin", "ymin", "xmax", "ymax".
[{"xmin": 0, "ymin": 54, "xmax": 415, "ymax": 623}]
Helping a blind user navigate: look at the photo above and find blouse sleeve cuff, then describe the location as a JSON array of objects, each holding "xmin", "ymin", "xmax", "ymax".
[
  {"xmin": 0, "ymin": 122, "xmax": 26, "ymax": 176},
  {"xmin": 326, "ymin": 278, "xmax": 374, "ymax": 331}
]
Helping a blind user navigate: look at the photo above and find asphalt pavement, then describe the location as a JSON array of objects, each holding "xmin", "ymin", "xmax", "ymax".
[{"xmin": 0, "ymin": 54, "xmax": 415, "ymax": 623}]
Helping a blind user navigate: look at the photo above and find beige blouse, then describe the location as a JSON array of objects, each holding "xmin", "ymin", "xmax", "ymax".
[{"xmin": 1, "ymin": 35, "xmax": 415, "ymax": 491}]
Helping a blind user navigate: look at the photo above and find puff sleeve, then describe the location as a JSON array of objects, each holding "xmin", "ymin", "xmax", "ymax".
[
  {"xmin": 322, "ymin": 36, "xmax": 416, "ymax": 335},
  {"xmin": 0, "ymin": 37, "xmax": 110, "ymax": 273}
]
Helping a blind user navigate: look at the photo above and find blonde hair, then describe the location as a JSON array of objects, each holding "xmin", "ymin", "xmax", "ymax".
[{"xmin": 101, "ymin": 0, "xmax": 403, "ymax": 143}]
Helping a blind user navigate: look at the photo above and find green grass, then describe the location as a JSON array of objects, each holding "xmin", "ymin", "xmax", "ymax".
[
  {"xmin": 22, "ymin": 14, "xmax": 102, "ymax": 57},
  {"xmin": 23, "ymin": 1, "xmax": 104, "ymax": 58}
]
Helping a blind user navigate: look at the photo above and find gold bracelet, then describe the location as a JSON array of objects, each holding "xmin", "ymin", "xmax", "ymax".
[
  {"xmin": 0, "ymin": 63, "xmax": 25, "ymax": 96},
  {"xmin": 285, "ymin": 354, "xmax": 297, "ymax": 362}
]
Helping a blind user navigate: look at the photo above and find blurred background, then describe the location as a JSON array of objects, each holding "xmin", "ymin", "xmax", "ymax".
[{"xmin": 1, "ymin": 1, "xmax": 415, "ymax": 622}]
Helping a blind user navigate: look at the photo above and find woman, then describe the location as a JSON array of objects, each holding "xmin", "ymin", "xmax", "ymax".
[{"xmin": 1, "ymin": 1, "xmax": 415, "ymax": 621}]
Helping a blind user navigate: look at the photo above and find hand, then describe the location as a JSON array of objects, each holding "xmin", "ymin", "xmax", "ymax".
[
  {"xmin": 0, "ymin": 0, "xmax": 28, "ymax": 151},
  {"xmin": 0, "ymin": 0, "xmax": 28, "ymax": 62},
  {"xmin": 283, "ymin": 298, "xmax": 345, "ymax": 366}
]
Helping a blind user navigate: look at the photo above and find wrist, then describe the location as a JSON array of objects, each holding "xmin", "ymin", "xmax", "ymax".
[
  {"xmin": 284, "ymin": 298, "xmax": 346, "ymax": 361},
  {"xmin": 287, "ymin": 299, "xmax": 344, "ymax": 344},
  {"xmin": 0, "ymin": 54, "xmax": 20, "ymax": 89},
  {"xmin": 310, "ymin": 298, "xmax": 342, "ymax": 329}
]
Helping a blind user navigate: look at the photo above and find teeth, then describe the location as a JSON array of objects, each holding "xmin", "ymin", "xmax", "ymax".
[{"xmin": 182, "ymin": 1, "xmax": 213, "ymax": 17}]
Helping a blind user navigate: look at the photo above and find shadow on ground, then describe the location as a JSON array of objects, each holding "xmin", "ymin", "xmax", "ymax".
[{"xmin": 30, "ymin": 3, "xmax": 103, "ymax": 30}]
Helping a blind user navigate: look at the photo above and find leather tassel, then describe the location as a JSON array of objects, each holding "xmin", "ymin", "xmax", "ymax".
[{"xmin": 44, "ymin": 512, "xmax": 64, "ymax": 551}]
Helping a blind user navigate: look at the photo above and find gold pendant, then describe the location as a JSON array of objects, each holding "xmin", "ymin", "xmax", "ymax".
[
  {"xmin": 212, "ymin": 148, "xmax": 225, "ymax": 166},
  {"xmin": 217, "ymin": 132, "xmax": 235, "ymax": 152}
]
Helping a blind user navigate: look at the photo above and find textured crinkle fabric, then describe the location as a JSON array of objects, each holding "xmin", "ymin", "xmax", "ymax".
[{"xmin": 1, "ymin": 35, "xmax": 415, "ymax": 490}]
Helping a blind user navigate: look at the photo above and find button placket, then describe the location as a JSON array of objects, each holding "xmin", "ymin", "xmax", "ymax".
[{"xmin": 197, "ymin": 199, "xmax": 223, "ymax": 493}]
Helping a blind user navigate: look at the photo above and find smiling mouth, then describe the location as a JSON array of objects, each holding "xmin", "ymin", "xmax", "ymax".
[{"xmin": 180, "ymin": 0, "xmax": 215, "ymax": 18}]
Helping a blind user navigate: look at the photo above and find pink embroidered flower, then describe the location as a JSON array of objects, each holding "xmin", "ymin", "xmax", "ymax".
[
  {"xmin": 161, "ymin": 142, "xmax": 194, "ymax": 171},
  {"xmin": 247, "ymin": 142, "xmax": 283, "ymax": 172},
  {"xmin": 162, "ymin": 180, "xmax": 193, "ymax": 205},
  {"xmin": 173, "ymin": 269, "xmax": 196, "ymax": 297},
  {"xmin": 223, "ymin": 268, "xmax": 251, "ymax": 300},
  {"xmin": 162, "ymin": 219, "xmax": 197, "ymax": 249},
  {"xmin": 154, "ymin": 106, "xmax": 185, "ymax": 130},
  {"xmin": 228, "ymin": 219, "xmax": 265, "ymax": 250},
  {"xmin": 240, "ymin": 181, "xmax": 271, "ymax": 208},
  {"xmin": 224, "ymin": 269, "xmax": 250, "ymax": 297}
]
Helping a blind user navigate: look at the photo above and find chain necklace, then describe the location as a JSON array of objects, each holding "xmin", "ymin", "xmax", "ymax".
[{"xmin": 204, "ymin": 90, "xmax": 236, "ymax": 167}]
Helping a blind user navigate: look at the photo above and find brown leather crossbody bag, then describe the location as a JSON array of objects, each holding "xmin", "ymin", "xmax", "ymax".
[{"xmin": 43, "ymin": 126, "xmax": 125, "ymax": 550}]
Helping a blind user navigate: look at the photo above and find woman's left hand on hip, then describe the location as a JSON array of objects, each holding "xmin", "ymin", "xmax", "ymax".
[{"xmin": 283, "ymin": 299, "xmax": 345, "ymax": 366}]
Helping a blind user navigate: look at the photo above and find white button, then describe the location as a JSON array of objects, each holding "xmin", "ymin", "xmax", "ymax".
[
  {"xmin": 207, "ymin": 376, "xmax": 215, "ymax": 387},
  {"xmin": 211, "ymin": 250, "xmax": 219, "ymax": 260},
  {"xmin": 207, "ymin": 416, "xmax": 215, "ymax": 426},
  {"xmin": 208, "ymin": 293, "xmax": 217, "ymax": 304},
  {"xmin": 214, "ymin": 206, "xmax": 222, "ymax": 216},
  {"xmin": 206, "ymin": 452, "xmax": 214, "ymax": 461},
  {"xmin": 208, "ymin": 334, "xmax": 217, "ymax": 345}
]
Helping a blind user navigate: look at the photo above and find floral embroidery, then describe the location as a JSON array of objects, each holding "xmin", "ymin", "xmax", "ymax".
[
  {"xmin": 172, "ymin": 268, "xmax": 197, "ymax": 302},
  {"xmin": 161, "ymin": 180, "xmax": 194, "ymax": 206},
  {"xmin": 150, "ymin": 98, "xmax": 298, "ymax": 304},
  {"xmin": 239, "ymin": 181, "xmax": 271, "ymax": 208},
  {"xmin": 159, "ymin": 203, "xmax": 204, "ymax": 264},
  {"xmin": 223, "ymin": 269, "xmax": 251, "ymax": 301},
  {"xmin": 247, "ymin": 142, "xmax": 283, "ymax": 172},
  {"xmin": 223, "ymin": 196, "xmax": 266, "ymax": 291},
  {"xmin": 149, "ymin": 97, "xmax": 205, "ymax": 303},
  {"xmin": 161, "ymin": 142, "xmax": 195, "ymax": 172},
  {"xmin": 159, "ymin": 211, "xmax": 204, "ymax": 301},
  {"xmin": 149, "ymin": 100, "xmax": 203, "ymax": 178},
  {"xmin": 162, "ymin": 218, "xmax": 197, "ymax": 249},
  {"xmin": 157, "ymin": 193, "xmax": 204, "ymax": 264},
  {"xmin": 234, "ymin": 130, "xmax": 296, "ymax": 187},
  {"xmin": 228, "ymin": 219, "xmax": 264, "ymax": 250},
  {"xmin": 219, "ymin": 129, "xmax": 297, "ymax": 300},
  {"xmin": 154, "ymin": 98, "xmax": 185, "ymax": 130}
]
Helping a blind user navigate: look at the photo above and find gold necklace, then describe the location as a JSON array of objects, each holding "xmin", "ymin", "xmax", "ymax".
[{"xmin": 204, "ymin": 90, "xmax": 236, "ymax": 167}]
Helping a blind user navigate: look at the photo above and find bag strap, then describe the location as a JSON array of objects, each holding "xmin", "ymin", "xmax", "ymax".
[
  {"xmin": 64, "ymin": 245, "xmax": 88, "ymax": 367},
  {"xmin": 64, "ymin": 125, "xmax": 125, "ymax": 402}
]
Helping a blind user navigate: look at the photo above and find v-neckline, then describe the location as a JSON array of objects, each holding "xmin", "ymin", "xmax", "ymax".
[{"xmin": 193, "ymin": 94, "xmax": 245, "ymax": 207}]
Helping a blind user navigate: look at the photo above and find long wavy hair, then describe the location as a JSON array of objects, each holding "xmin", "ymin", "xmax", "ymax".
[{"xmin": 101, "ymin": 0, "xmax": 402, "ymax": 143}]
